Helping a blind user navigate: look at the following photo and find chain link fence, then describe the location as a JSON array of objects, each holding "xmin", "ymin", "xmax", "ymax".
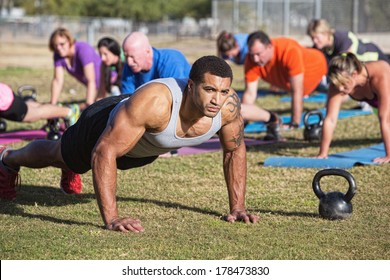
[
  {"xmin": 212, "ymin": 0, "xmax": 390, "ymax": 36},
  {"xmin": 0, "ymin": 0, "xmax": 389, "ymax": 47}
]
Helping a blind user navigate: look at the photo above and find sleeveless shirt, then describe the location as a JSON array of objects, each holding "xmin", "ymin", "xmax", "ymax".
[{"xmin": 108, "ymin": 78, "xmax": 223, "ymax": 158}]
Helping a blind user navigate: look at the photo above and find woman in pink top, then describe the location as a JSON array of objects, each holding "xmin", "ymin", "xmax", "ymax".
[{"xmin": 0, "ymin": 83, "xmax": 79, "ymax": 126}]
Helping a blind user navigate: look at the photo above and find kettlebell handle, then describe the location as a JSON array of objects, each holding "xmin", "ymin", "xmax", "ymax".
[
  {"xmin": 17, "ymin": 85, "xmax": 37, "ymax": 97},
  {"xmin": 312, "ymin": 168, "xmax": 357, "ymax": 202},
  {"xmin": 304, "ymin": 110, "xmax": 324, "ymax": 126}
]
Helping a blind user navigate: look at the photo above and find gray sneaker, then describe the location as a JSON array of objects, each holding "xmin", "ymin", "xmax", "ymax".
[{"xmin": 264, "ymin": 112, "xmax": 283, "ymax": 141}]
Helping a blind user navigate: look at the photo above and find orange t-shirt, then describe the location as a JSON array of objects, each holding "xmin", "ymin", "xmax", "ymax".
[{"xmin": 245, "ymin": 38, "xmax": 327, "ymax": 96}]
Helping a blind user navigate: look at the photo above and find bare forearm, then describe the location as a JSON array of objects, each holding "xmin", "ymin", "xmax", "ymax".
[
  {"xmin": 85, "ymin": 81, "xmax": 97, "ymax": 107},
  {"xmin": 318, "ymin": 118, "xmax": 336, "ymax": 157},
  {"xmin": 91, "ymin": 151, "xmax": 118, "ymax": 226},
  {"xmin": 379, "ymin": 118, "xmax": 390, "ymax": 157},
  {"xmin": 223, "ymin": 144, "xmax": 247, "ymax": 212},
  {"xmin": 51, "ymin": 80, "xmax": 62, "ymax": 105},
  {"xmin": 291, "ymin": 91, "xmax": 303, "ymax": 125}
]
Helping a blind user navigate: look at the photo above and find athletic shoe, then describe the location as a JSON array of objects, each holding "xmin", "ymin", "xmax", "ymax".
[
  {"xmin": 359, "ymin": 101, "xmax": 373, "ymax": 113},
  {"xmin": 60, "ymin": 169, "xmax": 82, "ymax": 195},
  {"xmin": 264, "ymin": 112, "xmax": 283, "ymax": 141},
  {"xmin": 65, "ymin": 104, "xmax": 81, "ymax": 127},
  {"xmin": 0, "ymin": 146, "xmax": 20, "ymax": 200}
]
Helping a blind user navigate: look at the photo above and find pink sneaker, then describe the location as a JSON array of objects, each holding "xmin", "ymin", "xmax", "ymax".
[
  {"xmin": 60, "ymin": 169, "xmax": 82, "ymax": 194},
  {"xmin": 0, "ymin": 146, "xmax": 20, "ymax": 200}
]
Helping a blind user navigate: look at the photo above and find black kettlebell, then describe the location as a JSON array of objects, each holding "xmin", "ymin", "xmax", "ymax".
[
  {"xmin": 17, "ymin": 85, "xmax": 37, "ymax": 102},
  {"xmin": 0, "ymin": 118, "xmax": 7, "ymax": 132},
  {"xmin": 303, "ymin": 110, "xmax": 323, "ymax": 142},
  {"xmin": 46, "ymin": 118, "xmax": 61, "ymax": 141},
  {"xmin": 312, "ymin": 168, "xmax": 357, "ymax": 220}
]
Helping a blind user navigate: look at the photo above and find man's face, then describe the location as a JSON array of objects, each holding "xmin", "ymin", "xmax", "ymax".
[
  {"xmin": 248, "ymin": 40, "xmax": 273, "ymax": 66},
  {"xmin": 191, "ymin": 72, "xmax": 232, "ymax": 118},
  {"xmin": 123, "ymin": 42, "xmax": 150, "ymax": 73}
]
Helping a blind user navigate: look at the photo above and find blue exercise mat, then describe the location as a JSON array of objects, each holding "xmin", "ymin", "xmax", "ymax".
[
  {"xmin": 280, "ymin": 92, "xmax": 328, "ymax": 103},
  {"xmin": 244, "ymin": 108, "xmax": 372, "ymax": 133},
  {"xmin": 264, "ymin": 143, "xmax": 384, "ymax": 168}
]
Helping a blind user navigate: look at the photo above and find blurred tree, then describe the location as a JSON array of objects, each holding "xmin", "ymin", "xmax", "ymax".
[{"xmin": 17, "ymin": 0, "xmax": 211, "ymax": 20}]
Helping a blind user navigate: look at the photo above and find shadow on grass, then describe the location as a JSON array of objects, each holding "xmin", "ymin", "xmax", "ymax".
[
  {"xmin": 0, "ymin": 184, "xmax": 102, "ymax": 229},
  {"xmin": 249, "ymin": 208, "xmax": 317, "ymax": 218},
  {"xmin": 1, "ymin": 185, "xmax": 320, "ymax": 227},
  {"xmin": 118, "ymin": 196, "xmax": 223, "ymax": 218}
]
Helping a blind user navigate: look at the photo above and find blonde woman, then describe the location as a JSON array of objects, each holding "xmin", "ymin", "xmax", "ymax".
[
  {"xmin": 307, "ymin": 19, "xmax": 389, "ymax": 64},
  {"xmin": 317, "ymin": 53, "xmax": 390, "ymax": 163}
]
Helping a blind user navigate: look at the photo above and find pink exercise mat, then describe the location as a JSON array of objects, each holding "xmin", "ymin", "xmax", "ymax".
[
  {"xmin": 0, "ymin": 131, "xmax": 272, "ymax": 156},
  {"xmin": 0, "ymin": 129, "xmax": 47, "ymax": 145},
  {"xmin": 176, "ymin": 137, "xmax": 273, "ymax": 156}
]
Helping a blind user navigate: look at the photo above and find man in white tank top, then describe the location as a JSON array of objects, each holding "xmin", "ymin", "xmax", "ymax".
[{"xmin": 0, "ymin": 56, "xmax": 259, "ymax": 232}]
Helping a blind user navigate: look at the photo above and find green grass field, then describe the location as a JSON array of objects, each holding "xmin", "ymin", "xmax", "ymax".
[{"xmin": 0, "ymin": 39, "xmax": 389, "ymax": 260}]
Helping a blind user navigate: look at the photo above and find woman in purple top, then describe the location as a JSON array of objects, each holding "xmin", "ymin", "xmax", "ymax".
[{"xmin": 49, "ymin": 27, "xmax": 101, "ymax": 110}]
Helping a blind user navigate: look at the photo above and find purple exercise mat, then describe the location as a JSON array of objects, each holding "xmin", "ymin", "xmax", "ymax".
[
  {"xmin": 0, "ymin": 131, "xmax": 271, "ymax": 156},
  {"xmin": 176, "ymin": 138, "xmax": 272, "ymax": 156},
  {"xmin": 0, "ymin": 129, "xmax": 47, "ymax": 145}
]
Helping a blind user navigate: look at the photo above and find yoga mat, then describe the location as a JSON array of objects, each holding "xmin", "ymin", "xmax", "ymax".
[
  {"xmin": 263, "ymin": 143, "xmax": 384, "ymax": 168},
  {"xmin": 244, "ymin": 108, "xmax": 372, "ymax": 133},
  {"xmin": 280, "ymin": 92, "xmax": 328, "ymax": 103},
  {"xmin": 0, "ymin": 129, "xmax": 47, "ymax": 145},
  {"xmin": 176, "ymin": 137, "xmax": 272, "ymax": 156}
]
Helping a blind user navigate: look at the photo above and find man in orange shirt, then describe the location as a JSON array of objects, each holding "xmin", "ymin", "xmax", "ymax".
[{"xmin": 241, "ymin": 30, "xmax": 327, "ymax": 130}]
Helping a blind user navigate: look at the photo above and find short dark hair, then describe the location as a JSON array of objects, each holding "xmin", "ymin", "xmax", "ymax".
[
  {"xmin": 247, "ymin": 31, "xmax": 272, "ymax": 48},
  {"xmin": 190, "ymin": 56, "xmax": 233, "ymax": 84}
]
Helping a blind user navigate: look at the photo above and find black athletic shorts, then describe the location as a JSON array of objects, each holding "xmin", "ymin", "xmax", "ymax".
[
  {"xmin": 61, "ymin": 95, "xmax": 158, "ymax": 174},
  {"xmin": 0, "ymin": 95, "xmax": 27, "ymax": 122}
]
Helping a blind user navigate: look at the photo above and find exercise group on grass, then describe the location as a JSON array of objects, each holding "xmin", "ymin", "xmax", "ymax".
[{"xmin": 1, "ymin": 20, "xmax": 389, "ymax": 233}]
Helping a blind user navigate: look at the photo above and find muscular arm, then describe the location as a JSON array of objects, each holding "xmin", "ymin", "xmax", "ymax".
[
  {"xmin": 219, "ymin": 92, "xmax": 258, "ymax": 223},
  {"xmin": 289, "ymin": 73, "xmax": 304, "ymax": 125},
  {"xmin": 50, "ymin": 66, "xmax": 64, "ymax": 105},
  {"xmin": 91, "ymin": 84, "xmax": 171, "ymax": 232}
]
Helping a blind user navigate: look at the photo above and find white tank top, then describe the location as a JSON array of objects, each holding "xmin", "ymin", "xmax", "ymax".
[{"xmin": 109, "ymin": 78, "xmax": 222, "ymax": 158}]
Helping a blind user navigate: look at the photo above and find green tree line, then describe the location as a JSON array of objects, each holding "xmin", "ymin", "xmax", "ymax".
[{"xmin": 14, "ymin": 0, "xmax": 211, "ymax": 20}]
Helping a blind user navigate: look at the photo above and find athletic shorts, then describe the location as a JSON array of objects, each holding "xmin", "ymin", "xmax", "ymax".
[
  {"xmin": 0, "ymin": 95, "xmax": 27, "ymax": 122},
  {"xmin": 61, "ymin": 95, "xmax": 158, "ymax": 174}
]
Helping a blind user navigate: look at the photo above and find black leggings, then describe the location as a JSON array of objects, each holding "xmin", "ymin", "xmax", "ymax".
[{"xmin": 0, "ymin": 95, "xmax": 27, "ymax": 122}]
